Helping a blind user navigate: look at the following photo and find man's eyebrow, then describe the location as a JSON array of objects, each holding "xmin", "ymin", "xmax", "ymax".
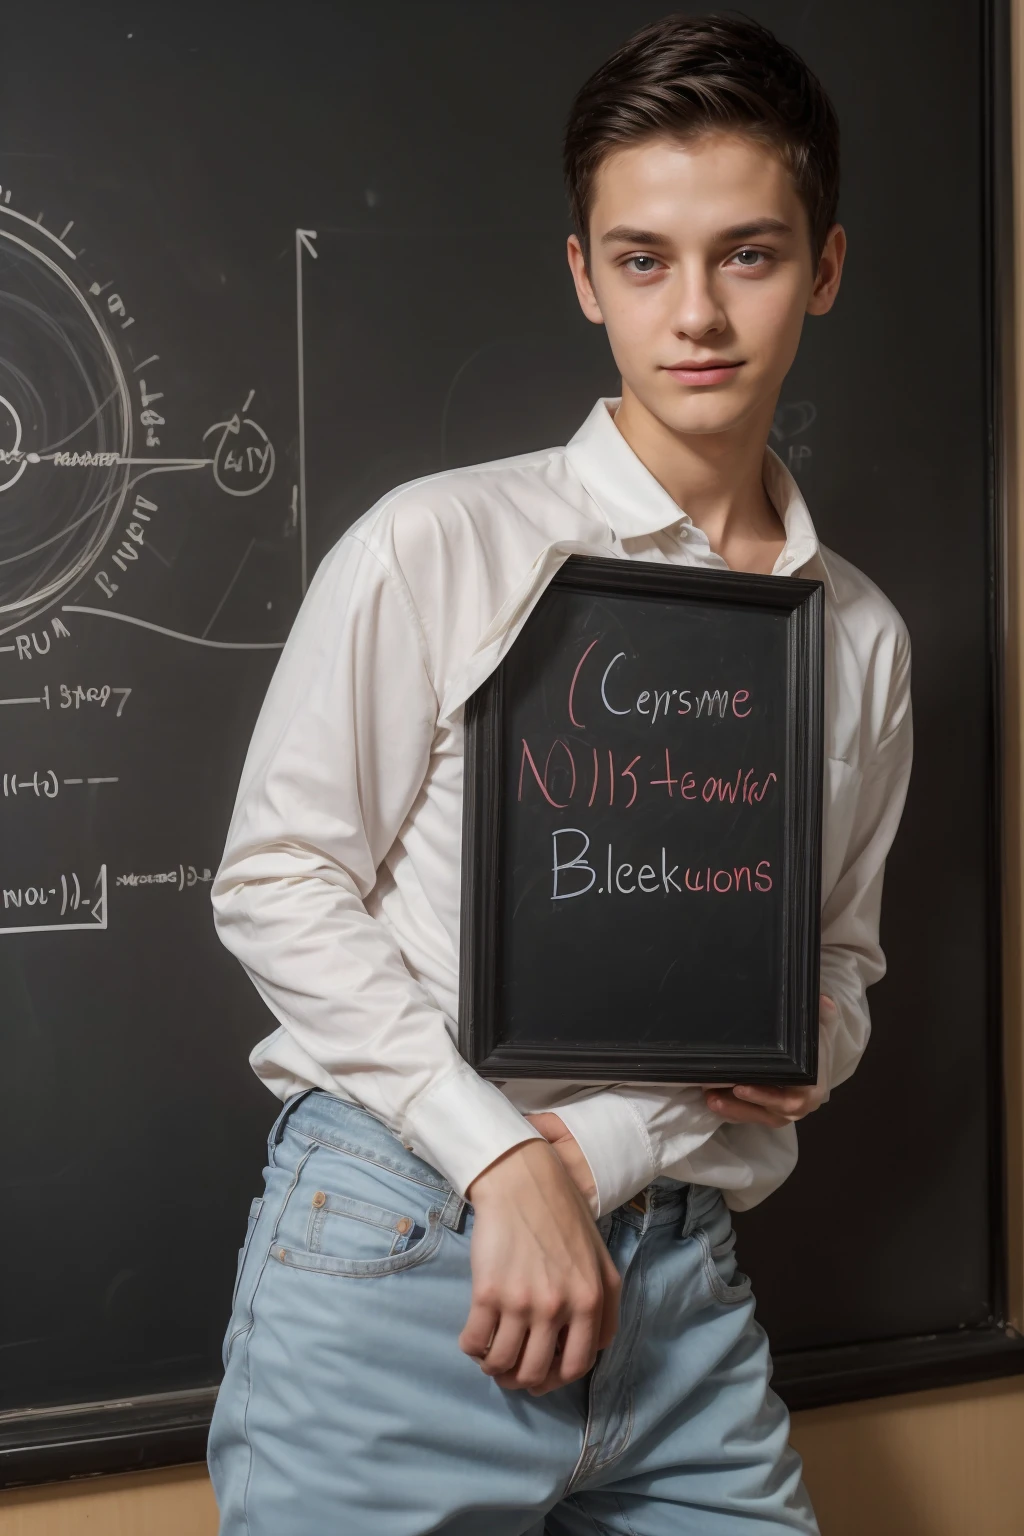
[
  {"xmin": 598, "ymin": 218, "xmax": 794, "ymax": 247},
  {"xmin": 716, "ymin": 218, "xmax": 793, "ymax": 241},
  {"xmin": 599, "ymin": 225, "xmax": 671, "ymax": 246}
]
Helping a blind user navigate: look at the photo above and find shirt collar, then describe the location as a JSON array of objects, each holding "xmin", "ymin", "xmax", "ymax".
[{"xmin": 565, "ymin": 396, "xmax": 832, "ymax": 593}]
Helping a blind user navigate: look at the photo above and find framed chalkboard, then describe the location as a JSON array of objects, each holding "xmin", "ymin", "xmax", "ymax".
[{"xmin": 459, "ymin": 555, "xmax": 824, "ymax": 1082}]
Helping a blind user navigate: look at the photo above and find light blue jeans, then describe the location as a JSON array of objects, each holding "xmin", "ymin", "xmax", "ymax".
[{"xmin": 208, "ymin": 1089, "xmax": 818, "ymax": 1535}]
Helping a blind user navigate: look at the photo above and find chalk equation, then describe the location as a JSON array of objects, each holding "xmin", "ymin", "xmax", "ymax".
[
  {"xmin": 0, "ymin": 681, "xmax": 128, "ymax": 710},
  {"xmin": 2, "ymin": 770, "xmax": 118, "ymax": 799},
  {"xmin": 116, "ymin": 864, "xmax": 213, "ymax": 892},
  {"xmin": 0, "ymin": 864, "xmax": 107, "ymax": 932}
]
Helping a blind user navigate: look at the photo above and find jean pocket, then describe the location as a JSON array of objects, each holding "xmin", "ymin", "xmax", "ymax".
[
  {"xmin": 696, "ymin": 1224, "xmax": 753, "ymax": 1306},
  {"xmin": 308, "ymin": 1190, "xmax": 431, "ymax": 1261},
  {"xmin": 271, "ymin": 1140, "xmax": 446, "ymax": 1278}
]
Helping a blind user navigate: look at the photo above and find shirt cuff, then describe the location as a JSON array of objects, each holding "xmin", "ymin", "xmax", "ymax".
[
  {"xmin": 401, "ymin": 1064, "xmax": 544, "ymax": 1200},
  {"xmin": 548, "ymin": 1092, "xmax": 656, "ymax": 1217}
]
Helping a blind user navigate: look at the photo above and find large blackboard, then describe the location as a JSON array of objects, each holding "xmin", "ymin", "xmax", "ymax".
[{"xmin": 0, "ymin": 0, "xmax": 1018, "ymax": 1487}]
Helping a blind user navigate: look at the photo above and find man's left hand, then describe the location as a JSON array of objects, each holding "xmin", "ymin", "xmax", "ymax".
[
  {"xmin": 700, "ymin": 1081, "xmax": 825, "ymax": 1127},
  {"xmin": 702, "ymin": 994, "xmax": 836, "ymax": 1127}
]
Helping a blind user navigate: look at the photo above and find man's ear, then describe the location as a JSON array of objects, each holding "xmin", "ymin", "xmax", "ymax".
[
  {"xmin": 567, "ymin": 233, "xmax": 605, "ymax": 326},
  {"xmin": 807, "ymin": 222, "xmax": 846, "ymax": 317}
]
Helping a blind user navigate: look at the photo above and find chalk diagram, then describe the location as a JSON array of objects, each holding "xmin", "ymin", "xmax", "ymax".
[
  {"xmin": 0, "ymin": 194, "xmax": 293, "ymax": 648},
  {"xmin": 0, "ymin": 195, "xmax": 321, "ymax": 937},
  {"xmin": 0, "ymin": 196, "xmax": 818, "ymax": 943}
]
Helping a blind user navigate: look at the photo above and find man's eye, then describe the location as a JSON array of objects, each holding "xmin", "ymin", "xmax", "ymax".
[
  {"xmin": 733, "ymin": 248, "xmax": 767, "ymax": 268},
  {"xmin": 625, "ymin": 255, "xmax": 659, "ymax": 274}
]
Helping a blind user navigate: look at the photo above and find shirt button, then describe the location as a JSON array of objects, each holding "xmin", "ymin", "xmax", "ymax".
[{"xmin": 311, "ymin": 1190, "xmax": 326, "ymax": 1208}]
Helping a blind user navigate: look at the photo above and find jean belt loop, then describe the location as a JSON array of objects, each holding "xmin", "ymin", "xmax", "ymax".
[
  {"xmin": 266, "ymin": 1087, "xmax": 316, "ymax": 1164},
  {"xmin": 679, "ymin": 1184, "xmax": 698, "ymax": 1238},
  {"xmin": 439, "ymin": 1186, "xmax": 467, "ymax": 1232},
  {"xmin": 677, "ymin": 1183, "xmax": 691, "ymax": 1238}
]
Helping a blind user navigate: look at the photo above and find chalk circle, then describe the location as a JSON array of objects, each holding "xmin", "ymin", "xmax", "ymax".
[
  {"xmin": 0, "ymin": 393, "xmax": 26, "ymax": 493},
  {"xmin": 203, "ymin": 412, "xmax": 276, "ymax": 498},
  {"xmin": 0, "ymin": 219, "xmax": 132, "ymax": 636}
]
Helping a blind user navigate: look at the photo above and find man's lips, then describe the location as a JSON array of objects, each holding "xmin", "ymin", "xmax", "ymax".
[{"xmin": 662, "ymin": 360, "xmax": 744, "ymax": 386}]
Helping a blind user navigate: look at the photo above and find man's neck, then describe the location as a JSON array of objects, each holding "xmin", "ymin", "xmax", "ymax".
[{"xmin": 611, "ymin": 385, "xmax": 786, "ymax": 573}]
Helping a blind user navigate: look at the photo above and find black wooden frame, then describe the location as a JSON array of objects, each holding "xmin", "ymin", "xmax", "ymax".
[
  {"xmin": 458, "ymin": 554, "xmax": 824, "ymax": 1084},
  {"xmin": 2, "ymin": 0, "xmax": 1022, "ymax": 1496}
]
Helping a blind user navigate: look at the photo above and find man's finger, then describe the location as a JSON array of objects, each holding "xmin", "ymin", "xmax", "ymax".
[
  {"xmin": 499, "ymin": 1320, "xmax": 562, "ymax": 1392},
  {"xmin": 458, "ymin": 1301, "xmax": 499, "ymax": 1361},
  {"xmin": 478, "ymin": 1310, "xmax": 530, "ymax": 1378},
  {"xmin": 551, "ymin": 1306, "xmax": 602, "ymax": 1385},
  {"xmin": 703, "ymin": 1092, "xmax": 789, "ymax": 1127},
  {"xmin": 733, "ymin": 1085, "xmax": 808, "ymax": 1115}
]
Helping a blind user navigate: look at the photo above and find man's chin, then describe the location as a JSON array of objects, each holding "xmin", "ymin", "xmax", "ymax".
[{"xmin": 640, "ymin": 393, "xmax": 755, "ymax": 440}]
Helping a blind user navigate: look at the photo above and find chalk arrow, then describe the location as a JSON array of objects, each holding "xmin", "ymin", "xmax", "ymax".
[
  {"xmin": 297, "ymin": 229, "xmax": 318, "ymax": 259},
  {"xmin": 90, "ymin": 865, "xmax": 108, "ymax": 927}
]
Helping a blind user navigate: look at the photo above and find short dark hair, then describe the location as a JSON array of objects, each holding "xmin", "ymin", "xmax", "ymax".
[{"xmin": 563, "ymin": 12, "xmax": 840, "ymax": 263}]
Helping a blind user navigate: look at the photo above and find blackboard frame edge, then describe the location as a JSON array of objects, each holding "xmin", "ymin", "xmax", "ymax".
[
  {"xmin": 458, "ymin": 553, "xmax": 824, "ymax": 1082},
  {"xmin": 983, "ymin": 0, "xmax": 1019, "ymax": 1356},
  {"xmin": 459, "ymin": 670, "xmax": 502, "ymax": 1069},
  {"xmin": 786, "ymin": 577, "xmax": 824, "ymax": 1084}
]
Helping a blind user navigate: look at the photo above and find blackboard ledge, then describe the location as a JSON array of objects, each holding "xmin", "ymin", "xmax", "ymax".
[
  {"xmin": 0, "ymin": 1384, "xmax": 218, "ymax": 1490},
  {"xmin": 4, "ymin": 1328, "xmax": 1024, "ymax": 1487},
  {"xmin": 773, "ymin": 1324, "xmax": 1024, "ymax": 1412}
]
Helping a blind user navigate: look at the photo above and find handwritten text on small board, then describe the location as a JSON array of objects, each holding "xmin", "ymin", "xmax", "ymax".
[{"xmin": 460, "ymin": 557, "xmax": 822, "ymax": 1081}]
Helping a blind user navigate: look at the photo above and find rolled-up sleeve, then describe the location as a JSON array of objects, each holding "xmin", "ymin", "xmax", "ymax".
[{"xmin": 211, "ymin": 532, "xmax": 541, "ymax": 1198}]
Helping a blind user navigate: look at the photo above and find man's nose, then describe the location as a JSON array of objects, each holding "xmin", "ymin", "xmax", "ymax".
[{"xmin": 670, "ymin": 265, "xmax": 727, "ymax": 340}]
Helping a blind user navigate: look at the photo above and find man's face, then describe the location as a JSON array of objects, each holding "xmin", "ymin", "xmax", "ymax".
[{"xmin": 567, "ymin": 131, "xmax": 843, "ymax": 439}]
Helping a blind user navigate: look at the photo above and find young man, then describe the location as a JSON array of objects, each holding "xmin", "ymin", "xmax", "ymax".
[{"xmin": 208, "ymin": 14, "xmax": 911, "ymax": 1534}]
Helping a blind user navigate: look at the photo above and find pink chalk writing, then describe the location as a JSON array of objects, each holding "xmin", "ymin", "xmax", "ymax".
[{"xmin": 517, "ymin": 737, "xmax": 778, "ymax": 812}]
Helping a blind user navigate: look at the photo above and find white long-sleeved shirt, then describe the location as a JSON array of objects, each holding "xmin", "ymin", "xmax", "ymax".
[{"xmin": 212, "ymin": 397, "xmax": 913, "ymax": 1217}]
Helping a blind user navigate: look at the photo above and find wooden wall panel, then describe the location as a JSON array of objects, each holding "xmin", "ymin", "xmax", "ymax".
[
  {"xmin": 792, "ymin": 1380, "xmax": 1024, "ymax": 1535},
  {"xmin": 0, "ymin": 1465, "xmax": 217, "ymax": 1536}
]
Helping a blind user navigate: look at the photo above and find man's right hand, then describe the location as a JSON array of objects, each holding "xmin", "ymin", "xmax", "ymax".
[{"xmin": 458, "ymin": 1138, "xmax": 621, "ymax": 1397}]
